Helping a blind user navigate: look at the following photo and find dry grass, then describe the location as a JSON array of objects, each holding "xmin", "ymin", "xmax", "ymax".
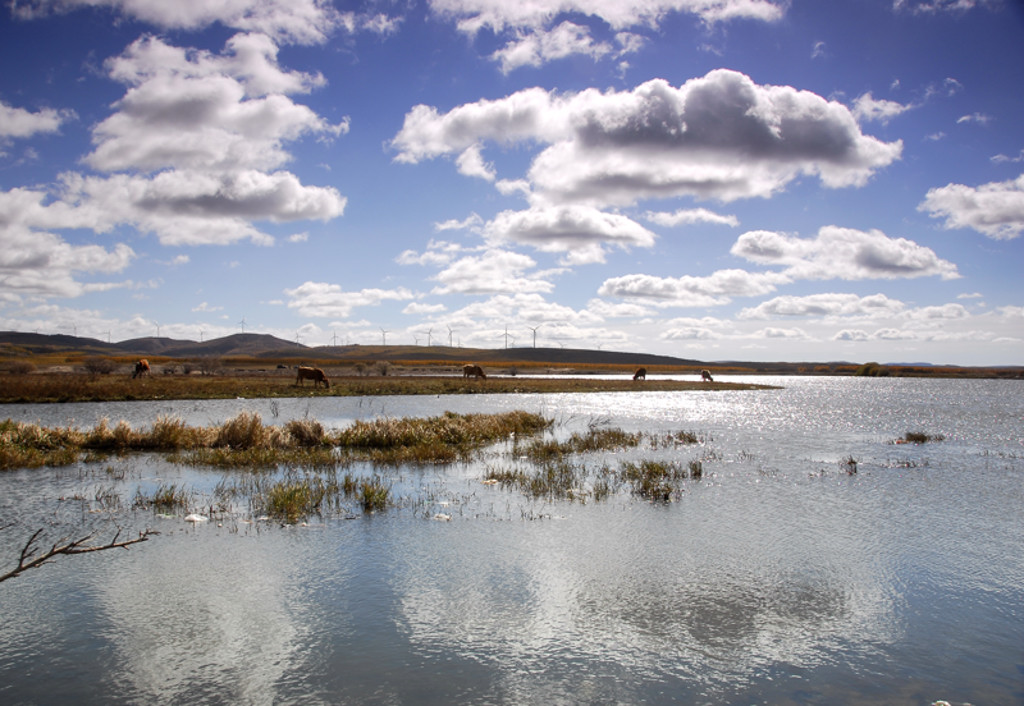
[
  {"xmin": 1, "ymin": 410, "xmax": 551, "ymax": 470},
  {"xmin": 0, "ymin": 371, "xmax": 771, "ymax": 404}
]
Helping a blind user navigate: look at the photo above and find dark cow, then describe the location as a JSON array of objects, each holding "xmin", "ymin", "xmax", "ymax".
[
  {"xmin": 463, "ymin": 364, "xmax": 487, "ymax": 379},
  {"xmin": 701, "ymin": 369, "xmax": 714, "ymax": 382},
  {"xmin": 633, "ymin": 367, "xmax": 647, "ymax": 380},
  {"xmin": 295, "ymin": 366, "xmax": 330, "ymax": 388},
  {"xmin": 132, "ymin": 359, "xmax": 150, "ymax": 379}
]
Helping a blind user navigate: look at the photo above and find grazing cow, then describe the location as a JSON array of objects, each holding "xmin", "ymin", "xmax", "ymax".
[
  {"xmin": 701, "ymin": 369, "xmax": 714, "ymax": 382},
  {"xmin": 463, "ymin": 364, "xmax": 487, "ymax": 379},
  {"xmin": 633, "ymin": 367, "xmax": 647, "ymax": 380},
  {"xmin": 132, "ymin": 359, "xmax": 150, "ymax": 379},
  {"xmin": 295, "ymin": 366, "xmax": 330, "ymax": 388}
]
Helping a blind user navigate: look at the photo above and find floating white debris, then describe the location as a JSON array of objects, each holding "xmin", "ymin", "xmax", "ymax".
[
  {"xmin": 184, "ymin": 513, "xmax": 208, "ymax": 523},
  {"xmin": 433, "ymin": 513, "xmax": 452, "ymax": 522}
]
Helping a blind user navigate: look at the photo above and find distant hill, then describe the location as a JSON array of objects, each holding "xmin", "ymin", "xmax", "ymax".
[
  {"xmin": 0, "ymin": 330, "xmax": 703, "ymax": 367},
  {"xmin": 1, "ymin": 331, "xmax": 1019, "ymax": 375}
]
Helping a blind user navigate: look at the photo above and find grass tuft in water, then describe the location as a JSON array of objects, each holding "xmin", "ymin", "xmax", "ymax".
[
  {"xmin": 901, "ymin": 431, "xmax": 945, "ymax": 444},
  {"xmin": 134, "ymin": 483, "xmax": 192, "ymax": 513}
]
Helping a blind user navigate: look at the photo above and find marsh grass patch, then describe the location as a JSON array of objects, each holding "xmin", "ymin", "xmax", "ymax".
[{"xmin": 899, "ymin": 431, "xmax": 946, "ymax": 444}]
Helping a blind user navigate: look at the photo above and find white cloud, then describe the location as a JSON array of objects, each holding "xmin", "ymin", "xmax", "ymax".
[
  {"xmin": 598, "ymin": 269, "xmax": 790, "ymax": 307},
  {"xmin": 919, "ymin": 173, "xmax": 1024, "ymax": 239},
  {"xmin": 455, "ymin": 144, "xmax": 496, "ymax": 181},
  {"xmin": 12, "ymin": 0, "xmax": 348, "ymax": 45},
  {"xmin": 894, "ymin": 0, "xmax": 996, "ymax": 14},
  {"xmin": 483, "ymin": 205, "xmax": 656, "ymax": 262},
  {"xmin": 55, "ymin": 169, "xmax": 346, "ymax": 246},
  {"xmin": 429, "ymin": 0, "xmax": 785, "ymax": 36},
  {"xmin": 192, "ymin": 301, "xmax": 223, "ymax": 312},
  {"xmin": 434, "ymin": 214, "xmax": 484, "ymax": 232},
  {"xmin": 491, "ymin": 21, "xmax": 614, "ymax": 73},
  {"xmin": 0, "ymin": 218, "xmax": 135, "ymax": 300},
  {"xmin": 852, "ymin": 92, "xmax": 911, "ymax": 123},
  {"xmin": 0, "ymin": 100, "xmax": 74, "ymax": 139},
  {"xmin": 738, "ymin": 292, "xmax": 906, "ymax": 319},
  {"xmin": 956, "ymin": 112, "xmax": 991, "ymax": 125},
  {"xmin": 755, "ymin": 326, "xmax": 809, "ymax": 339},
  {"xmin": 284, "ymin": 281, "xmax": 415, "ymax": 318},
  {"xmin": 88, "ymin": 33, "xmax": 346, "ymax": 174},
  {"xmin": 393, "ymin": 69, "xmax": 903, "ymax": 207},
  {"xmin": 402, "ymin": 301, "xmax": 447, "ymax": 315},
  {"xmin": 644, "ymin": 207, "xmax": 739, "ymax": 227},
  {"xmin": 397, "ymin": 240, "xmax": 467, "ymax": 267},
  {"xmin": 731, "ymin": 226, "xmax": 960, "ymax": 280},
  {"xmin": 992, "ymin": 149, "xmax": 1024, "ymax": 164},
  {"xmin": 431, "ymin": 249, "xmax": 555, "ymax": 294}
]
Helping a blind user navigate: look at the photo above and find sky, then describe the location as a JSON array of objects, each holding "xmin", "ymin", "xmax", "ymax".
[{"xmin": 1, "ymin": 0, "xmax": 1022, "ymax": 366}]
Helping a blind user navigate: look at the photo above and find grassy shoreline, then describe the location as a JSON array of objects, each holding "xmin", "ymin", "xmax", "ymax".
[{"xmin": 0, "ymin": 372, "xmax": 773, "ymax": 403}]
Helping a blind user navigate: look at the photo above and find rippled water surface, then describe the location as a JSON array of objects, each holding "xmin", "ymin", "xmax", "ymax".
[{"xmin": 1, "ymin": 377, "xmax": 1022, "ymax": 704}]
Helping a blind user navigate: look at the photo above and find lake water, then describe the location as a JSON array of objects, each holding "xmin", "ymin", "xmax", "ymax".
[{"xmin": 1, "ymin": 376, "xmax": 1022, "ymax": 705}]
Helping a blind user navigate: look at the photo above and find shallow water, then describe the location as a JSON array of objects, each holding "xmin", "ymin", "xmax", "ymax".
[{"xmin": 1, "ymin": 377, "xmax": 1022, "ymax": 704}]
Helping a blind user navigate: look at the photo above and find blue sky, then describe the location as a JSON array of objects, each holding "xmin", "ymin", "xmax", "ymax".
[{"xmin": 1, "ymin": 0, "xmax": 1022, "ymax": 365}]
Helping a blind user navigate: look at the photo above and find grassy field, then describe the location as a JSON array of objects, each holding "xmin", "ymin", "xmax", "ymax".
[{"xmin": 0, "ymin": 369, "xmax": 769, "ymax": 403}]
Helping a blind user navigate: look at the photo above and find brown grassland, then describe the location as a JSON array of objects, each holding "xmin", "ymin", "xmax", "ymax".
[{"xmin": 0, "ymin": 367, "xmax": 769, "ymax": 403}]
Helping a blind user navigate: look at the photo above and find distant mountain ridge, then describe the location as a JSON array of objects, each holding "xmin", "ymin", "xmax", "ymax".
[{"xmin": 0, "ymin": 330, "xmax": 703, "ymax": 367}]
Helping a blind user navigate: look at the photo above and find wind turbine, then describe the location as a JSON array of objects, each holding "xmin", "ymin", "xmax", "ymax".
[
  {"xmin": 380, "ymin": 327, "xmax": 389, "ymax": 346},
  {"xmin": 528, "ymin": 324, "xmax": 542, "ymax": 348},
  {"xmin": 426, "ymin": 327, "xmax": 433, "ymax": 346},
  {"xmin": 501, "ymin": 326, "xmax": 514, "ymax": 349},
  {"xmin": 239, "ymin": 317, "xmax": 247, "ymax": 334},
  {"xmin": 447, "ymin": 325, "xmax": 454, "ymax": 347}
]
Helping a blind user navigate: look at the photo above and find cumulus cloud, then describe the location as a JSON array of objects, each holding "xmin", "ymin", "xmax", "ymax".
[
  {"xmin": 392, "ymin": 69, "xmax": 902, "ymax": 208},
  {"xmin": 0, "ymin": 217, "xmax": 134, "ymax": 300},
  {"xmin": 919, "ymin": 173, "xmax": 1024, "ymax": 239},
  {"xmin": 429, "ymin": 0, "xmax": 785, "ymax": 36},
  {"xmin": 88, "ymin": 33, "xmax": 346, "ymax": 173},
  {"xmin": 0, "ymin": 100, "xmax": 74, "ymax": 139},
  {"xmin": 397, "ymin": 239, "xmax": 468, "ymax": 267},
  {"xmin": 284, "ymin": 281, "xmax": 415, "ymax": 318},
  {"xmin": 598, "ymin": 269, "xmax": 790, "ymax": 307},
  {"xmin": 483, "ymin": 205, "xmax": 656, "ymax": 262},
  {"xmin": 731, "ymin": 226, "xmax": 960, "ymax": 280},
  {"xmin": 0, "ymin": 32, "xmax": 348, "ymax": 261},
  {"xmin": 54, "ymin": 170, "xmax": 346, "ymax": 246},
  {"xmin": 430, "ymin": 249, "xmax": 555, "ymax": 294},
  {"xmin": 491, "ymin": 21, "xmax": 615, "ymax": 73},
  {"xmin": 11, "ymin": 0, "xmax": 349, "ymax": 45},
  {"xmin": 738, "ymin": 292, "xmax": 906, "ymax": 319},
  {"xmin": 755, "ymin": 326, "xmax": 808, "ymax": 339},
  {"xmin": 852, "ymin": 92, "xmax": 911, "ymax": 123}
]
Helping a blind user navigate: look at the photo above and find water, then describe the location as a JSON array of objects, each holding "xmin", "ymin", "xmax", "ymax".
[{"xmin": 1, "ymin": 377, "xmax": 1022, "ymax": 704}]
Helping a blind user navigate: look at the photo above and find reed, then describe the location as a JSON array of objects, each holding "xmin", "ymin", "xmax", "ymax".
[
  {"xmin": 264, "ymin": 478, "xmax": 328, "ymax": 523},
  {"xmin": 357, "ymin": 477, "xmax": 390, "ymax": 512},
  {"xmin": 519, "ymin": 426, "xmax": 642, "ymax": 463},
  {"xmin": 619, "ymin": 459, "xmax": 698, "ymax": 500},
  {"xmin": 134, "ymin": 483, "xmax": 192, "ymax": 512}
]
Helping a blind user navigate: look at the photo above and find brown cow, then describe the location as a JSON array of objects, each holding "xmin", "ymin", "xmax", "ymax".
[
  {"xmin": 701, "ymin": 369, "xmax": 714, "ymax": 382},
  {"xmin": 633, "ymin": 367, "xmax": 647, "ymax": 380},
  {"xmin": 132, "ymin": 359, "xmax": 150, "ymax": 379},
  {"xmin": 463, "ymin": 364, "xmax": 487, "ymax": 379},
  {"xmin": 295, "ymin": 366, "xmax": 330, "ymax": 388}
]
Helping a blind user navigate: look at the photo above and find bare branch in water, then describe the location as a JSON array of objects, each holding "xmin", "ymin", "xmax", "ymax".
[{"xmin": 0, "ymin": 528, "xmax": 156, "ymax": 583}]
